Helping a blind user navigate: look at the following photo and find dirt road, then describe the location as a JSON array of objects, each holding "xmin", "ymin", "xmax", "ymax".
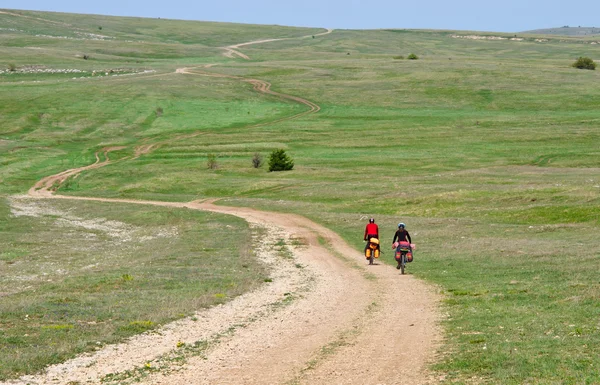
[
  {"xmin": 11, "ymin": 30, "xmax": 442, "ymax": 384},
  {"xmin": 222, "ymin": 28, "xmax": 333, "ymax": 60},
  {"xmin": 9, "ymin": 196, "xmax": 440, "ymax": 385}
]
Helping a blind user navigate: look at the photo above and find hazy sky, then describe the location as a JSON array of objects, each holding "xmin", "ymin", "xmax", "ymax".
[{"xmin": 2, "ymin": 0, "xmax": 599, "ymax": 32}]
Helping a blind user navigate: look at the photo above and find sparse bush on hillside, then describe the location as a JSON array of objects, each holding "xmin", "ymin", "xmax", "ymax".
[
  {"xmin": 268, "ymin": 149, "xmax": 294, "ymax": 172},
  {"xmin": 393, "ymin": 55, "xmax": 404, "ymax": 60},
  {"xmin": 252, "ymin": 153, "xmax": 263, "ymax": 168},
  {"xmin": 207, "ymin": 154, "xmax": 218, "ymax": 169},
  {"xmin": 408, "ymin": 53, "xmax": 419, "ymax": 60},
  {"xmin": 83, "ymin": 55, "xmax": 90, "ymax": 60},
  {"xmin": 98, "ymin": 26, "xmax": 103, "ymax": 30},
  {"xmin": 8, "ymin": 63, "xmax": 16, "ymax": 72},
  {"xmin": 155, "ymin": 107, "xmax": 164, "ymax": 117},
  {"xmin": 572, "ymin": 56, "xmax": 596, "ymax": 70},
  {"xmin": 59, "ymin": 176, "xmax": 79, "ymax": 192}
]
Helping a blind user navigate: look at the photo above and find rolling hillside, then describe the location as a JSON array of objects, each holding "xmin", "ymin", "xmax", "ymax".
[
  {"xmin": 1, "ymin": 8, "xmax": 600, "ymax": 384},
  {"xmin": 523, "ymin": 26, "xmax": 600, "ymax": 36}
]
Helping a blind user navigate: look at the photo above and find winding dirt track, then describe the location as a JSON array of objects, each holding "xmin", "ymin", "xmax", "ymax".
[
  {"xmin": 14, "ymin": 30, "xmax": 442, "ymax": 385},
  {"xmin": 222, "ymin": 28, "xmax": 333, "ymax": 60}
]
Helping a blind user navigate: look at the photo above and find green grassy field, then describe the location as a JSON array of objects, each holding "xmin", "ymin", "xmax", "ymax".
[
  {"xmin": 1, "ymin": 198, "xmax": 266, "ymax": 377},
  {"xmin": 1, "ymin": 8, "xmax": 600, "ymax": 383}
]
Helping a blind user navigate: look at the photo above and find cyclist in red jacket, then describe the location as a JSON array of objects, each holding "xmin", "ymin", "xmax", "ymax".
[{"xmin": 364, "ymin": 218, "xmax": 380, "ymax": 254}]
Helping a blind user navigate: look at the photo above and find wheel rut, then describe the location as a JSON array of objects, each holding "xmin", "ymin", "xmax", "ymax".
[{"xmin": 12, "ymin": 30, "xmax": 442, "ymax": 385}]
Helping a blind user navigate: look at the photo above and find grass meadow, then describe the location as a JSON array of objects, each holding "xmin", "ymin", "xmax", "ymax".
[
  {"xmin": 1, "ymin": 198, "xmax": 265, "ymax": 377},
  {"xmin": 1, "ymin": 8, "xmax": 600, "ymax": 383}
]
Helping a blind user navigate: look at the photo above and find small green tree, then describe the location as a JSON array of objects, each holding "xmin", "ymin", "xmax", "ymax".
[
  {"xmin": 268, "ymin": 149, "xmax": 294, "ymax": 172},
  {"xmin": 207, "ymin": 153, "xmax": 218, "ymax": 169},
  {"xmin": 252, "ymin": 153, "xmax": 263, "ymax": 168},
  {"xmin": 572, "ymin": 57, "xmax": 596, "ymax": 70},
  {"xmin": 407, "ymin": 53, "xmax": 419, "ymax": 60}
]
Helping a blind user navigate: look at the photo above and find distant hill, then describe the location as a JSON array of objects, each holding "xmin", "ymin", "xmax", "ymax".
[{"xmin": 523, "ymin": 26, "xmax": 600, "ymax": 36}]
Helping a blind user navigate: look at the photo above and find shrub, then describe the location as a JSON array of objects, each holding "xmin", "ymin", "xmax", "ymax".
[
  {"xmin": 121, "ymin": 320, "xmax": 155, "ymax": 333},
  {"xmin": 41, "ymin": 324, "xmax": 74, "ymax": 331},
  {"xmin": 572, "ymin": 56, "xmax": 596, "ymax": 70},
  {"xmin": 207, "ymin": 154, "xmax": 218, "ymax": 169},
  {"xmin": 268, "ymin": 149, "xmax": 294, "ymax": 172},
  {"xmin": 8, "ymin": 63, "xmax": 16, "ymax": 71},
  {"xmin": 252, "ymin": 153, "xmax": 263, "ymax": 168},
  {"xmin": 393, "ymin": 55, "xmax": 404, "ymax": 60},
  {"xmin": 155, "ymin": 107, "xmax": 163, "ymax": 117},
  {"xmin": 408, "ymin": 53, "xmax": 419, "ymax": 60},
  {"xmin": 59, "ymin": 177, "xmax": 79, "ymax": 191},
  {"xmin": 83, "ymin": 55, "xmax": 89, "ymax": 60}
]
